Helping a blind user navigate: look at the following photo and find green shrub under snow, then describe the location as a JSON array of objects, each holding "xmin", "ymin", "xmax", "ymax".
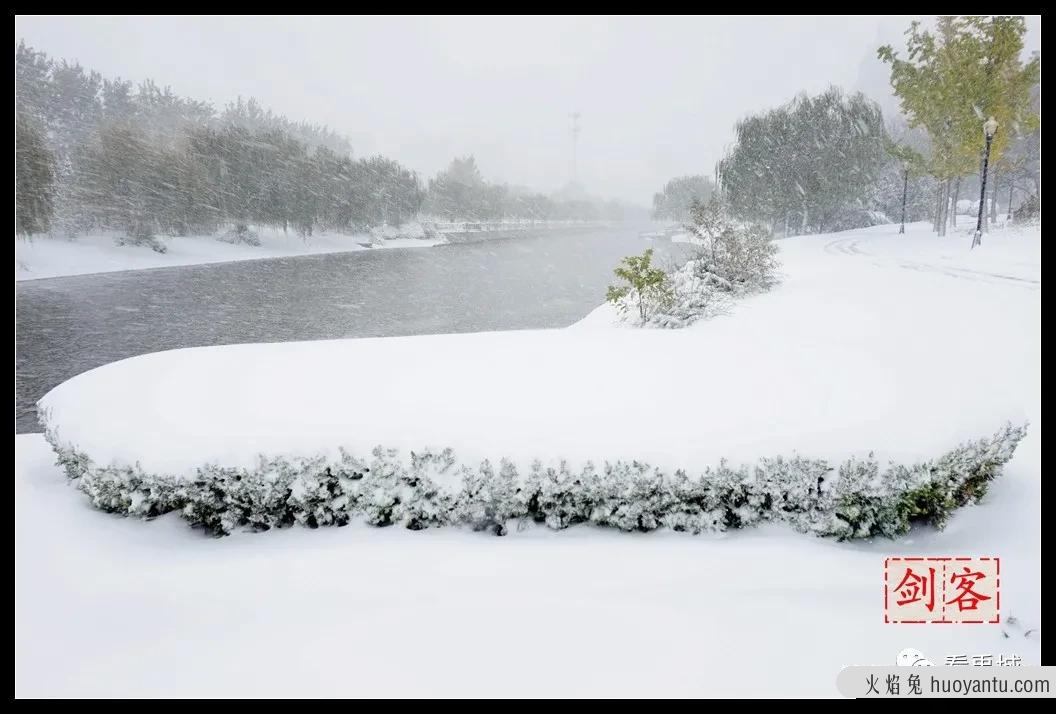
[
  {"xmin": 605, "ymin": 248, "xmax": 674, "ymax": 323},
  {"xmin": 41, "ymin": 417, "xmax": 1027, "ymax": 541},
  {"xmin": 608, "ymin": 199, "xmax": 780, "ymax": 329}
]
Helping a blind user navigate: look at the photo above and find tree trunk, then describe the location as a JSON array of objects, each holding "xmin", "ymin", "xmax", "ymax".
[
  {"xmin": 1008, "ymin": 182, "xmax": 1015, "ymax": 220},
  {"xmin": 941, "ymin": 179, "xmax": 950, "ymax": 235},
  {"xmin": 937, "ymin": 180, "xmax": 950, "ymax": 237},
  {"xmin": 982, "ymin": 170, "xmax": 992, "ymax": 234},
  {"xmin": 937, "ymin": 179, "xmax": 946, "ymax": 232},
  {"xmin": 989, "ymin": 170, "xmax": 999, "ymax": 228},
  {"xmin": 949, "ymin": 177, "xmax": 961, "ymax": 230},
  {"xmin": 899, "ymin": 169, "xmax": 908, "ymax": 234}
]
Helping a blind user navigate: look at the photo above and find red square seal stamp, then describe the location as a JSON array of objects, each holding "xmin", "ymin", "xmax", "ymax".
[{"xmin": 884, "ymin": 557, "xmax": 1000, "ymax": 624}]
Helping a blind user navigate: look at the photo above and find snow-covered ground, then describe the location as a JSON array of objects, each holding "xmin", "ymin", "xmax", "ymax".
[
  {"xmin": 15, "ymin": 220, "xmax": 1041, "ymax": 696},
  {"xmin": 14, "ymin": 227, "xmax": 442, "ymax": 282}
]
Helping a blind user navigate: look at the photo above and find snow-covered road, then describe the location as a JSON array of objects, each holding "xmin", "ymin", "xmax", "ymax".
[{"xmin": 821, "ymin": 225, "xmax": 1040, "ymax": 288}]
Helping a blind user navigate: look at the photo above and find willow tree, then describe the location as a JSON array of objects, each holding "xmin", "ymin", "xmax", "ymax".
[{"xmin": 717, "ymin": 87, "xmax": 887, "ymax": 235}]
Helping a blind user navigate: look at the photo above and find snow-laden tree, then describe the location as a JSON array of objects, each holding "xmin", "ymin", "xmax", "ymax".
[
  {"xmin": 687, "ymin": 199, "xmax": 779, "ymax": 290},
  {"xmin": 15, "ymin": 112, "xmax": 55, "ymax": 236},
  {"xmin": 222, "ymin": 96, "xmax": 353, "ymax": 157},
  {"xmin": 716, "ymin": 87, "xmax": 889, "ymax": 234},
  {"xmin": 424, "ymin": 155, "xmax": 483, "ymax": 219},
  {"xmin": 14, "ymin": 41, "xmax": 428, "ymax": 241},
  {"xmin": 14, "ymin": 39, "xmax": 646, "ymax": 239},
  {"xmin": 993, "ymin": 53, "xmax": 1040, "ymax": 219}
]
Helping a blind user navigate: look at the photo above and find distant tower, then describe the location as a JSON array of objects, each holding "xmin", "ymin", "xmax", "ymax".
[{"xmin": 569, "ymin": 112, "xmax": 581, "ymax": 184}]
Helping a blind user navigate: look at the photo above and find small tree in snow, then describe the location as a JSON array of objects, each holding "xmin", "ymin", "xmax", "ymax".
[
  {"xmin": 687, "ymin": 198, "xmax": 779, "ymax": 292},
  {"xmin": 606, "ymin": 248, "xmax": 673, "ymax": 322}
]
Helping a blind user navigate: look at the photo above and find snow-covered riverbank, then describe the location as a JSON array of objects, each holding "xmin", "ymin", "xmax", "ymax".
[
  {"xmin": 14, "ymin": 228, "xmax": 439, "ymax": 281},
  {"xmin": 15, "ymin": 220, "xmax": 615, "ymax": 281}
]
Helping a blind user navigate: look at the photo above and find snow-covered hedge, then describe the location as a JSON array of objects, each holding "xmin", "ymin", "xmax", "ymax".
[{"xmin": 42, "ymin": 415, "xmax": 1027, "ymax": 541}]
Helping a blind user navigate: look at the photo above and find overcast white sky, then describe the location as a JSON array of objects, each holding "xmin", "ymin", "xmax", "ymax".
[{"xmin": 15, "ymin": 15, "xmax": 1041, "ymax": 206}]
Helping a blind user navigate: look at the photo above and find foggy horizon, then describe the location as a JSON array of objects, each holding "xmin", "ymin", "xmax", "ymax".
[{"xmin": 15, "ymin": 14, "xmax": 1042, "ymax": 207}]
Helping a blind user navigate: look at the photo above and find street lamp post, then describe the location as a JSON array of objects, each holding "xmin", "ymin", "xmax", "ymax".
[
  {"xmin": 899, "ymin": 161, "xmax": 909, "ymax": 235},
  {"xmin": 972, "ymin": 116, "xmax": 999, "ymax": 250}
]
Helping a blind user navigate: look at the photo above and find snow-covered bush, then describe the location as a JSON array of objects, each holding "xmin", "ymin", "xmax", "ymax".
[
  {"xmin": 524, "ymin": 459, "xmax": 596, "ymax": 530},
  {"xmin": 396, "ymin": 449, "xmax": 460, "ymax": 531},
  {"xmin": 589, "ymin": 460, "xmax": 669, "ymax": 532},
  {"xmin": 287, "ymin": 463, "xmax": 354, "ymax": 528},
  {"xmin": 826, "ymin": 208, "xmax": 893, "ymax": 233},
  {"xmin": 41, "ymin": 411, "xmax": 1026, "ymax": 542},
  {"xmin": 661, "ymin": 469, "xmax": 727, "ymax": 534},
  {"xmin": 217, "ymin": 224, "xmax": 262, "ymax": 247},
  {"xmin": 457, "ymin": 458, "xmax": 525, "ymax": 535},
  {"xmin": 608, "ymin": 201, "xmax": 779, "ymax": 329},
  {"xmin": 354, "ymin": 447, "xmax": 402, "ymax": 526},
  {"xmin": 608, "ymin": 256, "xmax": 728, "ymax": 329},
  {"xmin": 637, "ymin": 259, "xmax": 729, "ymax": 329},
  {"xmin": 1015, "ymin": 193, "xmax": 1039, "ymax": 222},
  {"xmin": 686, "ymin": 199, "xmax": 779, "ymax": 293},
  {"xmin": 180, "ymin": 458, "xmax": 300, "ymax": 533},
  {"xmin": 115, "ymin": 224, "xmax": 167, "ymax": 253}
]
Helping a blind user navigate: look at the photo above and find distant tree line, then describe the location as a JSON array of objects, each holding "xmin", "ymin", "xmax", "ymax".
[
  {"xmin": 424, "ymin": 156, "xmax": 629, "ymax": 222},
  {"xmin": 15, "ymin": 42, "xmax": 627, "ymax": 243},
  {"xmin": 651, "ymin": 175, "xmax": 714, "ymax": 222}
]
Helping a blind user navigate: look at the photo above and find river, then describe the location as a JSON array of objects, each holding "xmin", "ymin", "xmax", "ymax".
[{"xmin": 15, "ymin": 224, "xmax": 691, "ymax": 433}]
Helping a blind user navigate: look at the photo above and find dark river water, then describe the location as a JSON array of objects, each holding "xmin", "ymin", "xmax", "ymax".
[{"xmin": 15, "ymin": 224, "xmax": 691, "ymax": 433}]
